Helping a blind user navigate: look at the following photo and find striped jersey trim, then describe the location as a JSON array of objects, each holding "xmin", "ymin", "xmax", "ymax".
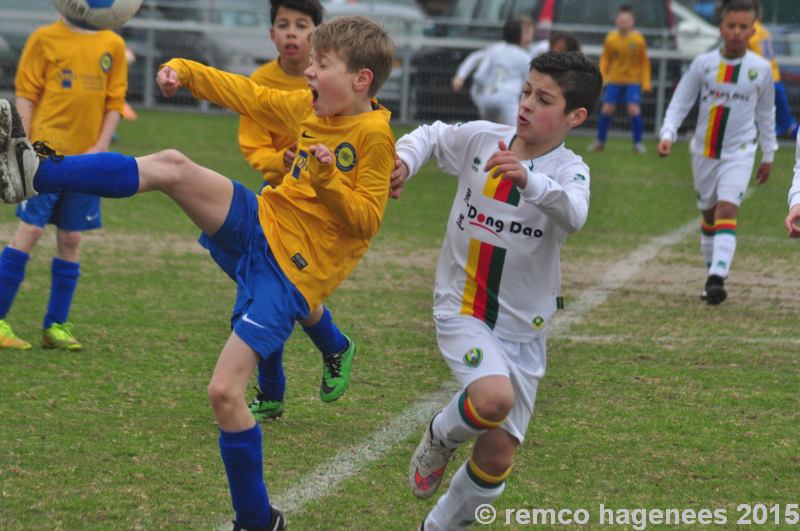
[
  {"xmin": 482, "ymin": 167, "xmax": 521, "ymax": 206},
  {"xmin": 716, "ymin": 63, "xmax": 741, "ymax": 83},
  {"xmin": 704, "ymin": 105, "xmax": 730, "ymax": 159},
  {"xmin": 460, "ymin": 239, "xmax": 506, "ymax": 329}
]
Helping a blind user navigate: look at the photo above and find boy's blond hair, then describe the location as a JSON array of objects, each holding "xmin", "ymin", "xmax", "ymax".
[{"xmin": 310, "ymin": 16, "xmax": 395, "ymax": 97}]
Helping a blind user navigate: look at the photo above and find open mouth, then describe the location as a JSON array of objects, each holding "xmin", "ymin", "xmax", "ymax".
[{"xmin": 310, "ymin": 87, "xmax": 319, "ymax": 104}]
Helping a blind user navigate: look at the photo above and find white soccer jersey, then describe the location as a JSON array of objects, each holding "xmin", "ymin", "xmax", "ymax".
[
  {"xmin": 660, "ymin": 50, "xmax": 777, "ymax": 162},
  {"xmin": 396, "ymin": 121, "xmax": 590, "ymax": 341},
  {"xmin": 468, "ymin": 42, "xmax": 531, "ymax": 97},
  {"xmin": 789, "ymin": 135, "xmax": 800, "ymax": 208}
]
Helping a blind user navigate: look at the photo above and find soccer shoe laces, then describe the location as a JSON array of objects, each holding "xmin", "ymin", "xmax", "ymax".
[
  {"xmin": 251, "ymin": 386, "xmax": 267, "ymax": 403},
  {"xmin": 323, "ymin": 352, "xmax": 343, "ymax": 378},
  {"xmin": 32, "ymin": 141, "xmax": 63, "ymax": 162}
]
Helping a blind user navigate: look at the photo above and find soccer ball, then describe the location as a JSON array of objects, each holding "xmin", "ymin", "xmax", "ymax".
[{"xmin": 52, "ymin": 0, "xmax": 144, "ymax": 31}]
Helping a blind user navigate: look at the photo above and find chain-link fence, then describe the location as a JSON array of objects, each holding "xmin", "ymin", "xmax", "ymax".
[{"xmin": 2, "ymin": 5, "xmax": 800, "ymax": 139}]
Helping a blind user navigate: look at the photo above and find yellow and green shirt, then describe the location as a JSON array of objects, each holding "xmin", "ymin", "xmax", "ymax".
[
  {"xmin": 15, "ymin": 20, "xmax": 127, "ymax": 154},
  {"xmin": 748, "ymin": 21, "xmax": 780, "ymax": 82},
  {"xmin": 238, "ymin": 60, "xmax": 309, "ymax": 186},
  {"xmin": 166, "ymin": 59, "xmax": 396, "ymax": 308},
  {"xmin": 599, "ymin": 30, "xmax": 651, "ymax": 91}
]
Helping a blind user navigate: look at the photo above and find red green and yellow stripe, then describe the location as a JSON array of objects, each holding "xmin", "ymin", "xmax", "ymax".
[
  {"xmin": 483, "ymin": 167, "xmax": 520, "ymax": 206},
  {"xmin": 466, "ymin": 454, "xmax": 512, "ymax": 489},
  {"xmin": 461, "ymin": 239, "xmax": 506, "ymax": 329},
  {"xmin": 714, "ymin": 218, "xmax": 737, "ymax": 236},
  {"xmin": 701, "ymin": 219, "xmax": 715, "ymax": 237},
  {"xmin": 716, "ymin": 62, "xmax": 741, "ymax": 83},
  {"xmin": 704, "ymin": 105, "xmax": 730, "ymax": 159},
  {"xmin": 458, "ymin": 392, "xmax": 505, "ymax": 431}
]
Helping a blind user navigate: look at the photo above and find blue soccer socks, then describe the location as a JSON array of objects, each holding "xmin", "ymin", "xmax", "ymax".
[
  {"xmin": 44, "ymin": 257, "xmax": 80, "ymax": 329},
  {"xmin": 0, "ymin": 247, "xmax": 28, "ymax": 318},
  {"xmin": 34, "ymin": 152, "xmax": 139, "ymax": 197},
  {"xmin": 302, "ymin": 306, "xmax": 348, "ymax": 358},
  {"xmin": 631, "ymin": 114, "xmax": 644, "ymax": 145},
  {"xmin": 597, "ymin": 113, "xmax": 612, "ymax": 143},
  {"xmin": 219, "ymin": 424, "xmax": 272, "ymax": 529},
  {"xmin": 257, "ymin": 346, "xmax": 286, "ymax": 402}
]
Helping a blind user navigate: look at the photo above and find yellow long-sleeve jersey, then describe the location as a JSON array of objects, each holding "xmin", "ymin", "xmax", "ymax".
[
  {"xmin": 748, "ymin": 21, "xmax": 780, "ymax": 82},
  {"xmin": 599, "ymin": 30, "xmax": 651, "ymax": 91},
  {"xmin": 166, "ymin": 59, "xmax": 396, "ymax": 308},
  {"xmin": 238, "ymin": 60, "xmax": 308, "ymax": 186},
  {"xmin": 15, "ymin": 20, "xmax": 127, "ymax": 155}
]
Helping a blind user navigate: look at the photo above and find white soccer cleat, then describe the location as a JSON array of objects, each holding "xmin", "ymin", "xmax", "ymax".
[
  {"xmin": 408, "ymin": 413, "xmax": 455, "ymax": 499},
  {"xmin": 0, "ymin": 99, "xmax": 39, "ymax": 203},
  {"xmin": 633, "ymin": 143, "xmax": 647, "ymax": 154}
]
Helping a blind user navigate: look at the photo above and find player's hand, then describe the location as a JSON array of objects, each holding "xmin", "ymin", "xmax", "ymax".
[
  {"xmin": 657, "ymin": 139, "xmax": 672, "ymax": 158},
  {"xmin": 309, "ymin": 143, "xmax": 333, "ymax": 165},
  {"xmin": 785, "ymin": 204, "xmax": 800, "ymax": 237},
  {"xmin": 283, "ymin": 143, "xmax": 297, "ymax": 171},
  {"xmin": 484, "ymin": 139, "xmax": 527, "ymax": 190},
  {"xmin": 389, "ymin": 158, "xmax": 409, "ymax": 199},
  {"xmin": 755, "ymin": 162, "xmax": 772, "ymax": 185},
  {"xmin": 451, "ymin": 76, "xmax": 465, "ymax": 92},
  {"xmin": 156, "ymin": 66, "xmax": 181, "ymax": 98}
]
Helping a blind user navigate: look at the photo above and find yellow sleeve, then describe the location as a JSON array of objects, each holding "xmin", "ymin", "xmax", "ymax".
[
  {"xmin": 307, "ymin": 134, "xmax": 393, "ymax": 240},
  {"xmin": 166, "ymin": 58, "xmax": 308, "ymax": 138},
  {"xmin": 238, "ymin": 115, "xmax": 289, "ymax": 186},
  {"xmin": 639, "ymin": 36, "xmax": 651, "ymax": 92},
  {"xmin": 599, "ymin": 35, "xmax": 612, "ymax": 84},
  {"xmin": 14, "ymin": 31, "xmax": 45, "ymax": 102},
  {"xmin": 106, "ymin": 37, "xmax": 128, "ymax": 114}
]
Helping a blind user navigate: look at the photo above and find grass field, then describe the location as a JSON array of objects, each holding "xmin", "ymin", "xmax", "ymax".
[{"xmin": 0, "ymin": 110, "xmax": 798, "ymax": 530}]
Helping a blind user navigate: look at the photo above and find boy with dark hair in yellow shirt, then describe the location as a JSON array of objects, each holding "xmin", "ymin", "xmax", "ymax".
[
  {"xmin": 232, "ymin": 0, "xmax": 355, "ymax": 424},
  {"xmin": 0, "ymin": 16, "xmax": 127, "ymax": 351},
  {"xmin": 0, "ymin": 15, "xmax": 395, "ymax": 530},
  {"xmin": 589, "ymin": 4, "xmax": 651, "ymax": 154}
]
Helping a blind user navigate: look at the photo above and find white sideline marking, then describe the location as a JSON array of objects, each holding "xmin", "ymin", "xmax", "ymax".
[{"xmin": 214, "ymin": 215, "xmax": 701, "ymax": 528}]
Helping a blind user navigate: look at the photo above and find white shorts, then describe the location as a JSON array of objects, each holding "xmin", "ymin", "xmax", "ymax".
[
  {"xmin": 473, "ymin": 90, "xmax": 520, "ymax": 127},
  {"xmin": 691, "ymin": 154, "xmax": 756, "ymax": 210},
  {"xmin": 435, "ymin": 314, "xmax": 546, "ymax": 443}
]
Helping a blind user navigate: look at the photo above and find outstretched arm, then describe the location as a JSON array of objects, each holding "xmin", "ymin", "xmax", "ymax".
[{"xmin": 659, "ymin": 58, "xmax": 702, "ymax": 144}]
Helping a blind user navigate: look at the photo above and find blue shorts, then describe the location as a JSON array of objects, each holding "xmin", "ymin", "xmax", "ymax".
[
  {"xmin": 16, "ymin": 192, "xmax": 101, "ymax": 231},
  {"xmin": 602, "ymin": 84, "xmax": 642, "ymax": 105},
  {"xmin": 199, "ymin": 181, "xmax": 308, "ymax": 358}
]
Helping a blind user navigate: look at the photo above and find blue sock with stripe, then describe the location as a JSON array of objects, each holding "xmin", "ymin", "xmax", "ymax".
[
  {"xmin": 44, "ymin": 257, "xmax": 80, "ymax": 329},
  {"xmin": 301, "ymin": 306, "xmax": 347, "ymax": 358},
  {"xmin": 257, "ymin": 347, "xmax": 286, "ymax": 402},
  {"xmin": 597, "ymin": 113, "xmax": 612, "ymax": 143},
  {"xmin": 219, "ymin": 424, "xmax": 271, "ymax": 528},
  {"xmin": 0, "ymin": 247, "xmax": 28, "ymax": 318},
  {"xmin": 631, "ymin": 114, "xmax": 644, "ymax": 144},
  {"xmin": 34, "ymin": 153, "xmax": 139, "ymax": 197}
]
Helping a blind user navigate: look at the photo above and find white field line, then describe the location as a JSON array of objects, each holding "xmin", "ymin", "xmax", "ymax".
[
  {"xmin": 557, "ymin": 333, "xmax": 800, "ymax": 347},
  {"xmin": 214, "ymin": 215, "xmax": 702, "ymax": 528}
]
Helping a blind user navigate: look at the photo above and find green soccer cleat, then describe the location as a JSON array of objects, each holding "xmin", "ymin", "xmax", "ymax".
[
  {"xmin": 248, "ymin": 387, "xmax": 285, "ymax": 421},
  {"xmin": 0, "ymin": 319, "xmax": 31, "ymax": 350},
  {"xmin": 319, "ymin": 334, "xmax": 356, "ymax": 403},
  {"xmin": 42, "ymin": 322, "xmax": 82, "ymax": 351}
]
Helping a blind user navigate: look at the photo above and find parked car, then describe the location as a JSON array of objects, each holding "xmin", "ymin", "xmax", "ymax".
[{"xmin": 671, "ymin": 1, "xmax": 720, "ymax": 55}]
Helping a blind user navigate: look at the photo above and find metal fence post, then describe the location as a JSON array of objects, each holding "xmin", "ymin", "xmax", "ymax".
[{"xmin": 654, "ymin": 54, "xmax": 668, "ymax": 137}]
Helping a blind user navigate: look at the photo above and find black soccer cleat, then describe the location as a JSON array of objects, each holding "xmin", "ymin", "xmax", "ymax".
[
  {"xmin": 0, "ymin": 98, "xmax": 39, "ymax": 203},
  {"xmin": 704, "ymin": 274, "xmax": 727, "ymax": 305},
  {"xmin": 232, "ymin": 506, "xmax": 287, "ymax": 531}
]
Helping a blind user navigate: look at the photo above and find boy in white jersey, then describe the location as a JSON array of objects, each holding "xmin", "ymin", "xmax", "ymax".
[
  {"xmin": 392, "ymin": 51, "xmax": 602, "ymax": 530},
  {"xmin": 657, "ymin": 0, "xmax": 776, "ymax": 305},
  {"xmin": 784, "ymin": 135, "xmax": 800, "ymax": 237},
  {"xmin": 451, "ymin": 17, "xmax": 534, "ymax": 126}
]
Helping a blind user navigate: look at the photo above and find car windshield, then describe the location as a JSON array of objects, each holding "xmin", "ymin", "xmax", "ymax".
[{"xmin": 554, "ymin": 0, "xmax": 669, "ymax": 28}]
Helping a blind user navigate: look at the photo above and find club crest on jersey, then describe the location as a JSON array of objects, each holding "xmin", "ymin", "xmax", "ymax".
[
  {"xmin": 532, "ymin": 316, "xmax": 545, "ymax": 330},
  {"xmin": 335, "ymin": 143, "xmax": 357, "ymax": 172},
  {"xmin": 100, "ymin": 52, "xmax": 112, "ymax": 73},
  {"xmin": 748, "ymin": 68, "xmax": 757, "ymax": 81},
  {"xmin": 463, "ymin": 348, "xmax": 483, "ymax": 368}
]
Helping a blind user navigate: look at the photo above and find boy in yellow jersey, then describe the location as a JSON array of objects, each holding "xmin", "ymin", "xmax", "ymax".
[
  {"xmin": 0, "ymin": 16, "xmax": 126, "ymax": 351},
  {"xmin": 231, "ymin": 0, "xmax": 356, "ymax": 423},
  {"xmin": 747, "ymin": 6, "xmax": 798, "ymax": 139},
  {"xmin": 0, "ymin": 15, "xmax": 394, "ymax": 530},
  {"xmin": 589, "ymin": 5, "xmax": 651, "ymax": 154}
]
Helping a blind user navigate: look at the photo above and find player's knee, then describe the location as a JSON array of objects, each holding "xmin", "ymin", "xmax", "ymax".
[
  {"xmin": 207, "ymin": 379, "xmax": 237, "ymax": 413},
  {"xmin": 57, "ymin": 231, "xmax": 82, "ymax": 250},
  {"xmin": 469, "ymin": 380, "xmax": 514, "ymax": 422},
  {"xmin": 153, "ymin": 149, "xmax": 193, "ymax": 185},
  {"xmin": 473, "ymin": 433, "xmax": 517, "ymax": 477}
]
